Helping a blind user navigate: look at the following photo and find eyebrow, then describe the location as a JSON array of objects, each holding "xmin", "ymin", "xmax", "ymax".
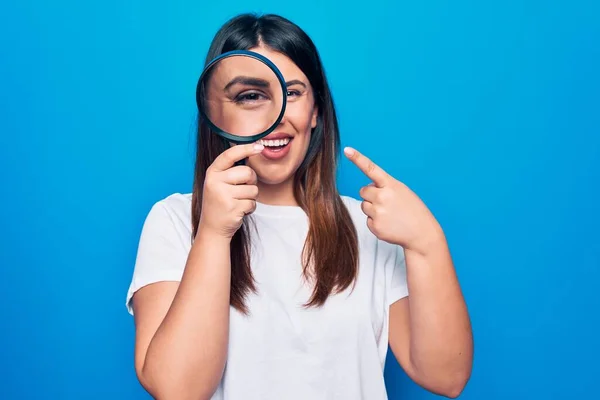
[
  {"xmin": 223, "ymin": 76, "xmax": 307, "ymax": 91},
  {"xmin": 224, "ymin": 76, "xmax": 270, "ymax": 91},
  {"xmin": 286, "ymin": 79, "xmax": 306, "ymax": 88}
]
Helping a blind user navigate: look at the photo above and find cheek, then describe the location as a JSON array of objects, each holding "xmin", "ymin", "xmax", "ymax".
[
  {"xmin": 287, "ymin": 103, "xmax": 316, "ymax": 134},
  {"xmin": 287, "ymin": 108, "xmax": 313, "ymax": 154},
  {"xmin": 298, "ymin": 131, "xmax": 311, "ymax": 155}
]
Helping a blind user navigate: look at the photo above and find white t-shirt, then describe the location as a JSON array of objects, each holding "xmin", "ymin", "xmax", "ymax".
[{"xmin": 126, "ymin": 193, "xmax": 409, "ymax": 400}]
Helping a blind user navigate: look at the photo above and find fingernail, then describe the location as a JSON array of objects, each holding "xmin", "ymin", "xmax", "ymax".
[
  {"xmin": 344, "ymin": 147, "xmax": 354, "ymax": 156},
  {"xmin": 253, "ymin": 143, "xmax": 264, "ymax": 152}
]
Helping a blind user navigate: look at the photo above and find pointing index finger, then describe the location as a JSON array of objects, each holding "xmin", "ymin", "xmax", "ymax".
[{"xmin": 344, "ymin": 147, "xmax": 389, "ymax": 187}]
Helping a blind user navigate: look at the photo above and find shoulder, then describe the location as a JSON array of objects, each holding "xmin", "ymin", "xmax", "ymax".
[
  {"xmin": 151, "ymin": 192, "xmax": 193, "ymax": 221},
  {"xmin": 126, "ymin": 193, "xmax": 193, "ymax": 315},
  {"xmin": 339, "ymin": 195, "xmax": 372, "ymax": 239},
  {"xmin": 339, "ymin": 195, "xmax": 370, "ymax": 235},
  {"xmin": 340, "ymin": 195, "xmax": 409, "ymax": 302},
  {"xmin": 140, "ymin": 192, "xmax": 193, "ymax": 246},
  {"xmin": 339, "ymin": 195, "xmax": 365, "ymax": 221},
  {"xmin": 339, "ymin": 195, "xmax": 377, "ymax": 247}
]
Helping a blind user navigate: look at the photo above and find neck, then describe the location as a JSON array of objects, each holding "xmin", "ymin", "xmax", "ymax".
[{"xmin": 257, "ymin": 177, "xmax": 298, "ymax": 206}]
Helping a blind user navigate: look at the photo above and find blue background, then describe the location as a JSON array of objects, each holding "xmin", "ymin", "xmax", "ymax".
[{"xmin": 1, "ymin": 0, "xmax": 598, "ymax": 399}]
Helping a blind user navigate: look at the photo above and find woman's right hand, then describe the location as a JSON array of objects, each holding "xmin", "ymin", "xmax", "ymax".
[{"xmin": 198, "ymin": 143, "xmax": 264, "ymax": 240}]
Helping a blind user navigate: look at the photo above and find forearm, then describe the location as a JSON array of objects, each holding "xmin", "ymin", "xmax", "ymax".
[
  {"xmin": 405, "ymin": 235, "xmax": 473, "ymax": 390},
  {"xmin": 142, "ymin": 228, "xmax": 232, "ymax": 399}
]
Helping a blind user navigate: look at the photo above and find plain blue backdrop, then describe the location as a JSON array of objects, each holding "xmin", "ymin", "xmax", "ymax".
[{"xmin": 1, "ymin": 0, "xmax": 599, "ymax": 399}]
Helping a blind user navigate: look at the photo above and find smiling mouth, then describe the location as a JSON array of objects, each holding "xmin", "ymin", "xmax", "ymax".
[{"xmin": 258, "ymin": 137, "xmax": 292, "ymax": 150}]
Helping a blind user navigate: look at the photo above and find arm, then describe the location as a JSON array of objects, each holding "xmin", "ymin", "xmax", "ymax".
[
  {"xmin": 130, "ymin": 143, "xmax": 261, "ymax": 399},
  {"xmin": 389, "ymin": 234, "xmax": 473, "ymax": 398},
  {"xmin": 342, "ymin": 147, "xmax": 473, "ymax": 397},
  {"xmin": 132, "ymin": 228, "xmax": 232, "ymax": 400}
]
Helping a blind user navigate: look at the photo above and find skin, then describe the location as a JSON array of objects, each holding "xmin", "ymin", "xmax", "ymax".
[
  {"xmin": 204, "ymin": 55, "xmax": 287, "ymax": 137},
  {"xmin": 239, "ymin": 46, "xmax": 318, "ymax": 206},
  {"xmin": 131, "ymin": 44, "xmax": 473, "ymax": 400},
  {"xmin": 345, "ymin": 147, "xmax": 474, "ymax": 398}
]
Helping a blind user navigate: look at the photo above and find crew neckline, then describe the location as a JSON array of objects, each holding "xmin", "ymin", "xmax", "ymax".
[{"xmin": 253, "ymin": 201, "xmax": 307, "ymax": 218}]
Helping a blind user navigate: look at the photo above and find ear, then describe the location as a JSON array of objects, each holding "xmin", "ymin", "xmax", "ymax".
[{"xmin": 311, "ymin": 105, "xmax": 318, "ymax": 129}]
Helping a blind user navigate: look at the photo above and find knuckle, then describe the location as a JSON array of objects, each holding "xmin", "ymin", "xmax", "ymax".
[
  {"xmin": 371, "ymin": 205, "xmax": 379, "ymax": 217},
  {"xmin": 221, "ymin": 149, "xmax": 237, "ymax": 165},
  {"xmin": 223, "ymin": 146, "xmax": 236, "ymax": 159},
  {"xmin": 204, "ymin": 175, "xmax": 216, "ymax": 189},
  {"xmin": 367, "ymin": 218, "xmax": 376, "ymax": 231},
  {"xmin": 226, "ymin": 199, "xmax": 238, "ymax": 212},
  {"xmin": 372, "ymin": 221, "xmax": 381, "ymax": 234},
  {"xmin": 214, "ymin": 153, "xmax": 227, "ymax": 165},
  {"xmin": 244, "ymin": 167, "xmax": 254, "ymax": 181},
  {"xmin": 367, "ymin": 161, "xmax": 377, "ymax": 175}
]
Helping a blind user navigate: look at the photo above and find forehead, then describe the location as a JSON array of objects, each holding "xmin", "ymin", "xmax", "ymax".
[{"xmin": 248, "ymin": 46, "xmax": 308, "ymax": 83}]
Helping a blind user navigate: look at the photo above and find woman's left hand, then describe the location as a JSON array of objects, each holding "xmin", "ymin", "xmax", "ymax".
[{"xmin": 344, "ymin": 147, "xmax": 445, "ymax": 255}]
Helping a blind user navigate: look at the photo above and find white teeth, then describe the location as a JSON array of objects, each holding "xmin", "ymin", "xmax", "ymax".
[{"xmin": 259, "ymin": 138, "xmax": 291, "ymax": 147}]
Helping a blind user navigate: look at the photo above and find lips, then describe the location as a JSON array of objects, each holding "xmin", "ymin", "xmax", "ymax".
[
  {"xmin": 258, "ymin": 132, "xmax": 293, "ymax": 161},
  {"xmin": 262, "ymin": 132, "xmax": 293, "ymax": 141}
]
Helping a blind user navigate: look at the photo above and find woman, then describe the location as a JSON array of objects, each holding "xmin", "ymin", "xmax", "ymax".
[{"xmin": 126, "ymin": 13, "xmax": 473, "ymax": 400}]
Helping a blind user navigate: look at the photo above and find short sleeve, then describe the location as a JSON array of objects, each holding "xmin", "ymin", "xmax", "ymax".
[
  {"xmin": 387, "ymin": 245, "xmax": 409, "ymax": 306},
  {"xmin": 125, "ymin": 197, "xmax": 192, "ymax": 315}
]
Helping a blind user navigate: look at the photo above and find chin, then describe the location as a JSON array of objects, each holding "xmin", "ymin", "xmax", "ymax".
[
  {"xmin": 258, "ymin": 177, "xmax": 290, "ymax": 186},
  {"xmin": 248, "ymin": 147, "xmax": 307, "ymax": 186},
  {"xmin": 254, "ymin": 166, "xmax": 296, "ymax": 186}
]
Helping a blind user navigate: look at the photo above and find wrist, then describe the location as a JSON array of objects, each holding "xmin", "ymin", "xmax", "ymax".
[
  {"xmin": 195, "ymin": 224, "xmax": 233, "ymax": 246},
  {"xmin": 405, "ymin": 225, "xmax": 447, "ymax": 258}
]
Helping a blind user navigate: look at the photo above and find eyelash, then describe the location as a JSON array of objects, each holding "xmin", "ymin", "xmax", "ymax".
[
  {"xmin": 233, "ymin": 89, "xmax": 302, "ymax": 104},
  {"xmin": 234, "ymin": 91, "xmax": 267, "ymax": 103}
]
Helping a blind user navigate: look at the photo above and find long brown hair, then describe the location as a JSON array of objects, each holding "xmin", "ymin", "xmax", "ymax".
[{"xmin": 191, "ymin": 13, "xmax": 358, "ymax": 314}]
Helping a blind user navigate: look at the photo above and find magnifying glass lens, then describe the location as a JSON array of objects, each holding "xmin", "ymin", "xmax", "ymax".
[{"xmin": 198, "ymin": 53, "xmax": 286, "ymax": 142}]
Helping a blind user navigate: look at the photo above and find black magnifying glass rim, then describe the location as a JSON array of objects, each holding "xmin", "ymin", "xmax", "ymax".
[{"xmin": 195, "ymin": 49, "xmax": 288, "ymax": 144}]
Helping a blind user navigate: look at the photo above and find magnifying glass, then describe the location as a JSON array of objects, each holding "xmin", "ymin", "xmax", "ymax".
[{"xmin": 196, "ymin": 50, "xmax": 287, "ymax": 164}]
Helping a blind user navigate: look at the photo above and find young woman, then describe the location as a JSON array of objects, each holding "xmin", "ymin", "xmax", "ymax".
[{"xmin": 126, "ymin": 13, "xmax": 473, "ymax": 400}]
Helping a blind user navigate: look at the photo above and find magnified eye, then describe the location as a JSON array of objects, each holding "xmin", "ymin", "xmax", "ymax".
[{"xmin": 234, "ymin": 90, "xmax": 269, "ymax": 104}]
